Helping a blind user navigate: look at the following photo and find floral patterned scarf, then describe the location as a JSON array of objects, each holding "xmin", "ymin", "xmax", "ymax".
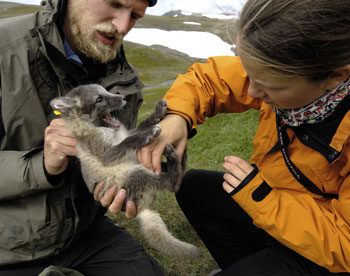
[{"xmin": 275, "ymin": 78, "xmax": 350, "ymax": 126}]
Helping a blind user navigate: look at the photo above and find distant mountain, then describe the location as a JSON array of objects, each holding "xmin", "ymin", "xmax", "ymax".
[
  {"xmin": 163, "ymin": 9, "xmax": 203, "ymax": 18},
  {"xmin": 163, "ymin": 9, "xmax": 182, "ymax": 17},
  {"xmin": 162, "ymin": 9, "xmax": 237, "ymax": 20}
]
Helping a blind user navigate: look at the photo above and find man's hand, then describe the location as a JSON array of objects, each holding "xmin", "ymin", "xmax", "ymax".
[
  {"xmin": 44, "ymin": 118, "xmax": 78, "ymax": 175},
  {"xmin": 94, "ymin": 183, "xmax": 137, "ymax": 218},
  {"xmin": 222, "ymin": 156, "xmax": 254, "ymax": 193},
  {"xmin": 137, "ymin": 114, "xmax": 188, "ymax": 174}
]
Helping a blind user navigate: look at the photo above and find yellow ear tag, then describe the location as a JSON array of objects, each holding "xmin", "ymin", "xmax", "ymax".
[{"xmin": 54, "ymin": 110, "xmax": 62, "ymax": 115}]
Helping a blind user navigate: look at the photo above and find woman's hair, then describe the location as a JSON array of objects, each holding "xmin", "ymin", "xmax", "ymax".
[{"xmin": 237, "ymin": 0, "xmax": 350, "ymax": 81}]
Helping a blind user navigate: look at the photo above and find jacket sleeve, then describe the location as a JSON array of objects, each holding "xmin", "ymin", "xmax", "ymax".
[
  {"xmin": 164, "ymin": 56, "xmax": 262, "ymax": 134},
  {"xmin": 0, "ymin": 87, "xmax": 57, "ymax": 202},
  {"xmin": 231, "ymin": 166, "xmax": 350, "ymax": 273}
]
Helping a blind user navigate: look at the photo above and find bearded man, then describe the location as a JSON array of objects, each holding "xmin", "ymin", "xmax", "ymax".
[{"xmin": 0, "ymin": 0, "xmax": 165, "ymax": 275}]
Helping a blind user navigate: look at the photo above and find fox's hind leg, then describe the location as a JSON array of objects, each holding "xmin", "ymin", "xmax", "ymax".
[{"xmin": 160, "ymin": 144, "xmax": 185, "ymax": 193}]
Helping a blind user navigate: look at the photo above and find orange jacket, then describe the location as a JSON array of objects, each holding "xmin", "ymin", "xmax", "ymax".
[{"xmin": 164, "ymin": 56, "xmax": 350, "ymax": 273}]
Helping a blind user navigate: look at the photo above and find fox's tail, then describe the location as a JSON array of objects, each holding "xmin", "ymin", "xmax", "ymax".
[{"xmin": 136, "ymin": 209, "xmax": 202, "ymax": 258}]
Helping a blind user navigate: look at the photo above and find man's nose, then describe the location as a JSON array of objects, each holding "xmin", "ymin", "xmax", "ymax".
[{"xmin": 111, "ymin": 11, "xmax": 131, "ymax": 36}]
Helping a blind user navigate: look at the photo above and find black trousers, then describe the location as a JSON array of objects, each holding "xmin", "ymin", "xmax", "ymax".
[
  {"xmin": 176, "ymin": 169, "xmax": 349, "ymax": 276},
  {"xmin": 0, "ymin": 215, "xmax": 164, "ymax": 276}
]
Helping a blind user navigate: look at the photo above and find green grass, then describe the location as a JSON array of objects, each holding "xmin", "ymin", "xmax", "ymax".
[
  {"xmin": 137, "ymin": 85, "xmax": 173, "ymax": 121},
  {"xmin": 187, "ymin": 110, "xmax": 259, "ymax": 172},
  {"xmin": 124, "ymin": 41, "xmax": 203, "ymax": 87},
  {"xmin": 0, "ymin": 3, "xmax": 39, "ymax": 19}
]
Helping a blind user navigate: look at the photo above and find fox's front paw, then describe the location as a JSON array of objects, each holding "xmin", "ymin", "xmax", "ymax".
[
  {"xmin": 143, "ymin": 125, "xmax": 161, "ymax": 145},
  {"xmin": 152, "ymin": 124, "xmax": 162, "ymax": 137},
  {"xmin": 153, "ymin": 99, "xmax": 167, "ymax": 122}
]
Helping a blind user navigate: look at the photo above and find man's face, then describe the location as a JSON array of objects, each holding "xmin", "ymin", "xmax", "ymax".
[{"xmin": 64, "ymin": 0, "xmax": 148, "ymax": 63}]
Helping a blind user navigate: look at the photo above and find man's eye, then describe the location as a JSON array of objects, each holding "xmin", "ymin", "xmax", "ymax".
[
  {"xmin": 111, "ymin": 3, "xmax": 122, "ymax": 8},
  {"xmin": 105, "ymin": 0, "xmax": 122, "ymax": 8},
  {"xmin": 131, "ymin": 13, "xmax": 140, "ymax": 20}
]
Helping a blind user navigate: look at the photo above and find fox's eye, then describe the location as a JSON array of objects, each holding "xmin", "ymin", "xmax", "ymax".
[{"xmin": 96, "ymin": 96, "xmax": 104, "ymax": 103}]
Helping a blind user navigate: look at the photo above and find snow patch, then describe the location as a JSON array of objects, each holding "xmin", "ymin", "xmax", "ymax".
[
  {"xmin": 183, "ymin": 22, "xmax": 201, "ymax": 25},
  {"xmin": 202, "ymin": 13, "xmax": 237, "ymax": 20},
  {"xmin": 125, "ymin": 28, "xmax": 235, "ymax": 59}
]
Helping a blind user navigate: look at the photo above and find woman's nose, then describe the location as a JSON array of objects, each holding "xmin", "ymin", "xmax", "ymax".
[{"xmin": 248, "ymin": 80, "xmax": 266, "ymax": 98}]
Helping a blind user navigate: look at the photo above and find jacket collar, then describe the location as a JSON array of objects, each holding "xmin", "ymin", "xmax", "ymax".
[
  {"xmin": 290, "ymin": 95, "xmax": 350, "ymax": 163},
  {"xmin": 267, "ymin": 95, "xmax": 350, "ymax": 164}
]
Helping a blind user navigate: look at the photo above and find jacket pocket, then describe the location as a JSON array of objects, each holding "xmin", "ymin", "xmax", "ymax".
[
  {"xmin": 22, "ymin": 146, "xmax": 44, "ymax": 159},
  {"xmin": 0, "ymin": 192, "xmax": 51, "ymax": 251}
]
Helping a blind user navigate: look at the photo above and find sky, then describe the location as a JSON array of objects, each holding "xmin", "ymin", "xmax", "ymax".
[
  {"xmin": 6, "ymin": 0, "xmax": 245, "ymax": 15},
  {"xmin": 5, "ymin": 0, "xmax": 245, "ymax": 59}
]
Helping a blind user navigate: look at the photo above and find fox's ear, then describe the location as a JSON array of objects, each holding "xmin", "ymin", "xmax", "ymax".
[{"xmin": 50, "ymin": 97, "xmax": 74, "ymax": 114}]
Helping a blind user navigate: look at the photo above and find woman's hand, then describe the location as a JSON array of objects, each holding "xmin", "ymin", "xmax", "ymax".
[
  {"xmin": 222, "ymin": 156, "xmax": 254, "ymax": 193},
  {"xmin": 137, "ymin": 114, "xmax": 188, "ymax": 174}
]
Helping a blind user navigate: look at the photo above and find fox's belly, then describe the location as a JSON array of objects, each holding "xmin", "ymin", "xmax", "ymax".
[{"xmin": 77, "ymin": 149, "xmax": 138, "ymax": 192}]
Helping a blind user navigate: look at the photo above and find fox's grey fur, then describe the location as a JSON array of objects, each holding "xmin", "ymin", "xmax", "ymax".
[{"xmin": 50, "ymin": 84, "xmax": 202, "ymax": 258}]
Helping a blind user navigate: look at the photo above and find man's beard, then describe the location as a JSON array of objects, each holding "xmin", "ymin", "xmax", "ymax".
[{"xmin": 66, "ymin": 1, "xmax": 123, "ymax": 63}]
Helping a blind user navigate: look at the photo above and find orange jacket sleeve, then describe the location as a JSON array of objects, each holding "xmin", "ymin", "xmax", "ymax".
[{"xmin": 164, "ymin": 56, "xmax": 262, "ymax": 134}]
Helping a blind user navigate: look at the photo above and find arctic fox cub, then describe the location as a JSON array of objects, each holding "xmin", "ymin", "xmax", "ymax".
[{"xmin": 50, "ymin": 84, "xmax": 202, "ymax": 258}]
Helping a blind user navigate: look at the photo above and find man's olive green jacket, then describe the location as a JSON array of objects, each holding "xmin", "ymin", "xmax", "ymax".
[{"xmin": 0, "ymin": 0, "xmax": 143, "ymax": 264}]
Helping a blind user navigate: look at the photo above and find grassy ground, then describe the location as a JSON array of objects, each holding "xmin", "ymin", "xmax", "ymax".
[{"xmin": 124, "ymin": 41, "xmax": 202, "ymax": 87}]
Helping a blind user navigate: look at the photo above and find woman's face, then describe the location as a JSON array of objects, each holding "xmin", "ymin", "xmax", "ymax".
[{"xmin": 239, "ymin": 52, "xmax": 328, "ymax": 110}]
